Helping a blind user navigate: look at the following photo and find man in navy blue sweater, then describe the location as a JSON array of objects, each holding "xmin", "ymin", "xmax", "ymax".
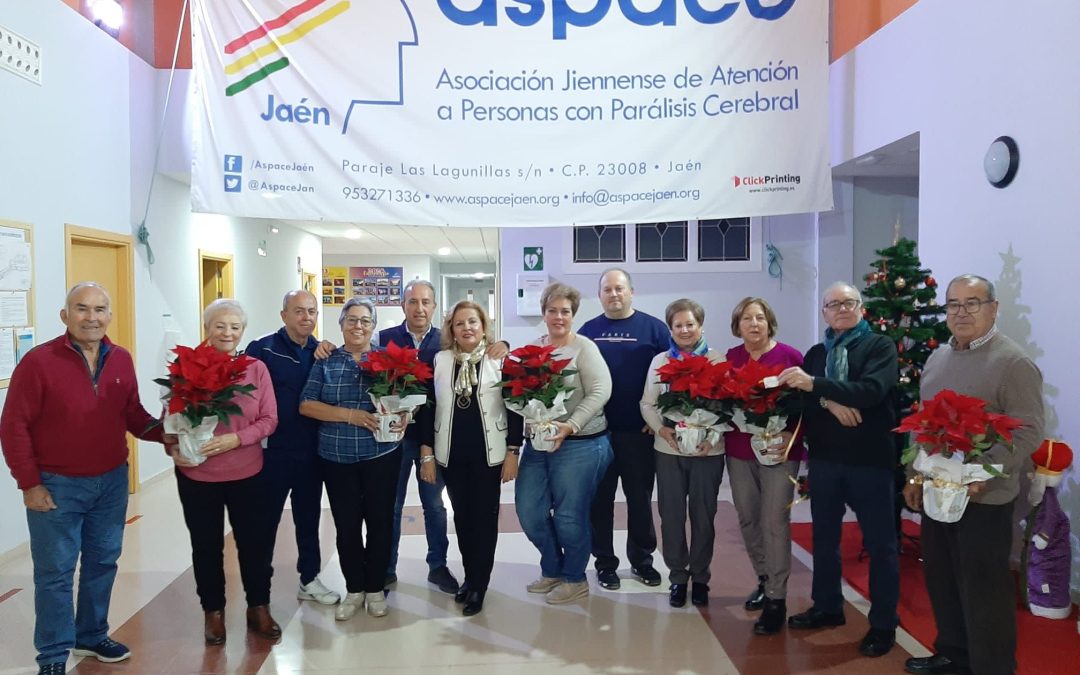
[
  {"xmin": 579, "ymin": 269, "xmax": 669, "ymax": 591},
  {"xmin": 245, "ymin": 290, "xmax": 340, "ymax": 605}
]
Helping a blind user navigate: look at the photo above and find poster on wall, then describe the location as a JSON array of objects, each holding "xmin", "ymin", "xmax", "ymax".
[
  {"xmin": 190, "ymin": 0, "xmax": 832, "ymax": 226},
  {"xmin": 322, "ymin": 266, "xmax": 347, "ymax": 305},
  {"xmin": 350, "ymin": 266, "xmax": 403, "ymax": 307}
]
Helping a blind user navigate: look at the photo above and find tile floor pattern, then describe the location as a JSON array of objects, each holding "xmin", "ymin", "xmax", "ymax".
[{"xmin": 0, "ymin": 476, "xmax": 927, "ymax": 674}]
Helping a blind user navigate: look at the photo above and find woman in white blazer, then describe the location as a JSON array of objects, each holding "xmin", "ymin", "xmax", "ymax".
[{"xmin": 418, "ymin": 301, "xmax": 522, "ymax": 616}]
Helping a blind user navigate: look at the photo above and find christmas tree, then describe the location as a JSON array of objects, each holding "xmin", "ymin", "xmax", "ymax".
[{"xmin": 861, "ymin": 236, "xmax": 952, "ymax": 411}]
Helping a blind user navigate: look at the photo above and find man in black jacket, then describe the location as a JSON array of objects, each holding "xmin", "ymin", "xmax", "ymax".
[{"xmin": 778, "ymin": 282, "xmax": 900, "ymax": 659}]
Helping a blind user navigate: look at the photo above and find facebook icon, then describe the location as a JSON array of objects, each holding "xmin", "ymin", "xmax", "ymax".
[{"xmin": 224, "ymin": 155, "xmax": 243, "ymax": 172}]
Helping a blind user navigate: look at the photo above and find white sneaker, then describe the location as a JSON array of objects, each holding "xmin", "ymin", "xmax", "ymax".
[
  {"xmin": 298, "ymin": 577, "xmax": 341, "ymax": 605},
  {"xmin": 526, "ymin": 576, "xmax": 562, "ymax": 594},
  {"xmin": 366, "ymin": 593, "xmax": 389, "ymax": 617},
  {"xmin": 335, "ymin": 592, "xmax": 365, "ymax": 621}
]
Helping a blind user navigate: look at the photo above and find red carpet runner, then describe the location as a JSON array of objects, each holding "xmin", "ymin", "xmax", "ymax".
[{"xmin": 790, "ymin": 519, "xmax": 1079, "ymax": 675}]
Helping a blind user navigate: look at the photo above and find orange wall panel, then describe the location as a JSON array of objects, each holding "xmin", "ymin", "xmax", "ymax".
[
  {"xmin": 832, "ymin": 0, "xmax": 919, "ymax": 62},
  {"xmin": 154, "ymin": 0, "xmax": 191, "ymax": 69}
]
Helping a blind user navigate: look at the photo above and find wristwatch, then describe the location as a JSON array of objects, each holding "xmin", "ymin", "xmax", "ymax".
[
  {"xmin": 506, "ymin": 447, "xmax": 520, "ymax": 456},
  {"xmin": 819, "ymin": 397, "xmax": 829, "ymax": 409}
]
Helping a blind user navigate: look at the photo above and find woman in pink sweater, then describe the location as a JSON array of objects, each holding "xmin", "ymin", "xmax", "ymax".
[{"xmin": 167, "ymin": 299, "xmax": 279, "ymax": 646}]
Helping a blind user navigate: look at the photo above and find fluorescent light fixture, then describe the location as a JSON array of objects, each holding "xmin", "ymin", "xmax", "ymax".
[
  {"xmin": 269, "ymin": 226, "xmax": 280, "ymax": 234},
  {"xmin": 437, "ymin": 247, "xmax": 452, "ymax": 256},
  {"xmin": 472, "ymin": 272, "xmax": 486, "ymax": 279},
  {"xmin": 344, "ymin": 228, "xmax": 362, "ymax": 239},
  {"xmin": 89, "ymin": 0, "xmax": 124, "ymax": 30}
]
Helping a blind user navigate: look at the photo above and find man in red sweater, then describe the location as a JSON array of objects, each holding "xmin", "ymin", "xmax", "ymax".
[{"xmin": 1, "ymin": 283, "xmax": 165, "ymax": 675}]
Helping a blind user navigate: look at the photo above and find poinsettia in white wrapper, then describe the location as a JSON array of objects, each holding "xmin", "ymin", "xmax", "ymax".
[
  {"xmin": 163, "ymin": 414, "xmax": 215, "ymax": 465},
  {"xmin": 370, "ymin": 393, "xmax": 428, "ymax": 443},
  {"xmin": 913, "ymin": 449, "xmax": 1001, "ymax": 523},
  {"xmin": 734, "ymin": 410, "xmax": 789, "ymax": 466},
  {"xmin": 507, "ymin": 390, "xmax": 569, "ymax": 452},
  {"xmin": 664, "ymin": 408, "xmax": 731, "ymax": 455}
]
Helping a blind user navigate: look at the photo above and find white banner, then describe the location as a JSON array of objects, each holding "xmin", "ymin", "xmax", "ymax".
[{"xmin": 191, "ymin": 0, "xmax": 831, "ymax": 227}]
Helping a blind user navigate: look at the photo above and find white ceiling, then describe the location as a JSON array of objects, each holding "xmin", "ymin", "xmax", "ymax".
[{"xmin": 284, "ymin": 220, "xmax": 499, "ymax": 262}]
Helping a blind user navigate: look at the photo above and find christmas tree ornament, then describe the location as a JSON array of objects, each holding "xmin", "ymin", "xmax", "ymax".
[
  {"xmin": 927, "ymin": 337, "xmax": 939, "ymax": 349},
  {"xmin": 926, "ymin": 276, "xmax": 937, "ymax": 287},
  {"xmin": 897, "ymin": 343, "xmax": 906, "ymax": 354},
  {"xmin": 894, "ymin": 276, "xmax": 907, "ymax": 289}
]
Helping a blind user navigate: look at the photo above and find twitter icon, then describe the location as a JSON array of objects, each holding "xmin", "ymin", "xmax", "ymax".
[{"xmin": 224, "ymin": 174, "xmax": 242, "ymax": 192}]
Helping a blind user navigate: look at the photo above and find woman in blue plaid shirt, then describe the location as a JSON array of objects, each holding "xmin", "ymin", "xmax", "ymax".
[{"xmin": 300, "ymin": 297, "xmax": 403, "ymax": 621}]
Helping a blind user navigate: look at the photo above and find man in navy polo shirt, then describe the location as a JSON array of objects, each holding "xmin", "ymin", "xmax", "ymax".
[
  {"xmin": 579, "ymin": 268, "xmax": 669, "ymax": 591},
  {"xmin": 245, "ymin": 290, "xmax": 340, "ymax": 605}
]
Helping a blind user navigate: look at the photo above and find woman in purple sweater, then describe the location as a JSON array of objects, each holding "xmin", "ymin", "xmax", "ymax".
[
  {"xmin": 167, "ymin": 299, "xmax": 280, "ymax": 646},
  {"xmin": 724, "ymin": 297, "xmax": 805, "ymax": 636}
]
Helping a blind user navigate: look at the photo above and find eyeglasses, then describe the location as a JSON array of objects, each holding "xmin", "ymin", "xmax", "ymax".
[
  {"xmin": 343, "ymin": 317, "xmax": 374, "ymax": 328},
  {"xmin": 823, "ymin": 299, "xmax": 860, "ymax": 312},
  {"xmin": 945, "ymin": 299, "xmax": 994, "ymax": 315}
]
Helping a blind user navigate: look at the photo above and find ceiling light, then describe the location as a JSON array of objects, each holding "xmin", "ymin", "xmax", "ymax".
[
  {"xmin": 269, "ymin": 226, "xmax": 280, "ymax": 234},
  {"xmin": 344, "ymin": 229, "xmax": 362, "ymax": 239},
  {"xmin": 89, "ymin": 0, "xmax": 124, "ymax": 30},
  {"xmin": 473, "ymin": 272, "xmax": 486, "ymax": 279},
  {"xmin": 438, "ymin": 247, "xmax": 452, "ymax": 256}
]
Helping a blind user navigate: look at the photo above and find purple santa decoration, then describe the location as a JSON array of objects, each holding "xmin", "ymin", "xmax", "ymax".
[{"xmin": 1022, "ymin": 439, "xmax": 1073, "ymax": 619}]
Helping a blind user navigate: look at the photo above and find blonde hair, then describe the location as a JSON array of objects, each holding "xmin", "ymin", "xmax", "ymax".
[
  {"xmin": 540, "ymin": 282, "xmax": 581, "ymax": 315},
  {"xmin": 440, "ymin": 301, "xmax": 494, "ymax": 351}
]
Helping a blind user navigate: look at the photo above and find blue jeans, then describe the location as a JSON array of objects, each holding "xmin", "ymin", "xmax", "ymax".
[
  {"xmin": 808, "ymin": 458, "xmax": 899, "ymax": 631},
  {"xmin": 515, "ymin": 435, "xmax": 613, "ymax": 583},
  {"xmin": 388, "ymin": 437, "xmax": 449, "ymax": 574},
  {"xmin": 27, "ymin": 464, "xmax": 128, "ymax": 666}
]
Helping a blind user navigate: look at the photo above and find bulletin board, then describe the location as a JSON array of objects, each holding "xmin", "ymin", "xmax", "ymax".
[
  {"xmin": 322, "ymin": 266, "xmax": 347, "ymax": 306},
  {"xmin": 0, "ymin": 219, "xmax": 35, "ymax": 388}
]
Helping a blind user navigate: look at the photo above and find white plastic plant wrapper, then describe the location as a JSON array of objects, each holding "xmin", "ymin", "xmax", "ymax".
[
  {"xmin": 164, "ymin": 413, "xmax": 216, "ymax": 466},
  {"xmin": 370, "ymin": 394, "xmax": 427, "ymax": 443},
  {"xmin": 913, "ymin": 449, "xmax": 1002, "ymax": 523},
  {"xmin": 663, "ymin": 408, "xmax": 730, "ymax": 455},
  {"xmin": 507, "ymin": 390, "xmax": 568, "ymax": 452},
  {"xmin": 741, "ymin": 414, "xmax": 790, "ymax": 466}
]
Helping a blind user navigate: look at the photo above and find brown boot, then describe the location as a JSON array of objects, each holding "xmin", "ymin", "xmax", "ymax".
[
  {"xmin": 245, "ymin": 605, "xmax": 282, "ymax": 640},
  {"xmin": 204, "ymin": 610, "xmax": 226, "ymax": 645}
]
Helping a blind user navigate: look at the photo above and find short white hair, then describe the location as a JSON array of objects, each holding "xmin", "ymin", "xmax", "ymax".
[
  {"xmin": 203, "ymin": 298, "xmax": 248, "ymax": 330},
  {"xmin": 339, "ymin": 297, "xmax": 377, "ymax": 327},
  {"xmin": 822, "ymin": 281, "xmax": 862, "ymax": 305},
  {"xmin": 65, "ymin": 282, "xmax": 111, "ymax": 311}
]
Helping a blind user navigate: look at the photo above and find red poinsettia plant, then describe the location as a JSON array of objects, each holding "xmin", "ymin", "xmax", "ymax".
[
  {"xmin": 726, "ymin": 360, "xmax": 789, "ymax": 427},
  {"xmin": 153, "ymin": 343, "xmax": 255, "ymax": 425},
  {"xmin": 360, "ymin": 341, "xmax": 434, "ymax": 398},
  {"xmin": 896, "ymin": 388, "xmax": 1024, "ymax": 477},
  {"xmin": 500, "ymin": 344, "xmax": 577, "ymax": 408},
  {"xmin": 656, "ymin": 354, "xmax": 734, "ymax": 418}
]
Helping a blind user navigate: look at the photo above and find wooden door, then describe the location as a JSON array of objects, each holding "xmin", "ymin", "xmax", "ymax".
[{"xmin": 65, "ymin": 225, "xmax": 139, "ymax": 493}]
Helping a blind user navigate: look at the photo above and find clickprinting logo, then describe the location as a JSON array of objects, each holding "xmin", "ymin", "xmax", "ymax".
[{"xmin": 223, "ymin": 0, "xmax": 351, "ymax": 96}]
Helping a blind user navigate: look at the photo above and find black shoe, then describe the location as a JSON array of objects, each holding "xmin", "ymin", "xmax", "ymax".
[
  {"xmin": 787, "ymin": 606, "xmax": 846, "ymax": 629},
  {"xmin": 597, "ymin": 569, "xmax": 621, "ymax": 590},
  {"xmin": 669, "ymin": 583, "xmax": 687, "ymax": 607},
  {"xmin": 745, "ymin": 575, "xmax": 768, "ymax": 611},
  {"xmin": 384, "ymin": 572, "xmax": 398, "ymax": 588},
  {"xmin": 858, "ymin": 628, "xmax": 896, "ymax": 658},
  {"xmin": 38, "ymin": 663, "xmax": 66, "ymax": 675},
  {"xmin": 462, "ymin": 589, "xmax": 486, "ymax": 616},
  {"xmin": 904, "ymin": 654, "xmax": 971, "ymax": 674},
  {"xmin": 632, "ymin": 565, "xmax": 662, "ymax": 587},
  {"xmin": 428, "ymin": 566, "xmax": 461, "ymax": 594},
  {"xmin": 691, "ymin": 582, "xmax": 709, "ymax": 607},
  {"xmin": 753, "ymin": 598, "xmax": 786, "ymax": 635},
  {"xmin": 454, "ymin": 582, "xmax": 470, "ymax": 604}
]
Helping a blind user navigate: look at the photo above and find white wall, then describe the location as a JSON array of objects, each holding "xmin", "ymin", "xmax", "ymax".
[
  {"xmin": 852, "ymin": 176, "xmax": 919, "ymax": 279},
  {"xmin": 320, "ymin": 253, "xmax": 436, "ymax": 340},
  {"xmin": 499, "ymin": 216, "xmax": 821, "ymax": 355},
  {"xmin": 832, "ymin": 0, "xmax": 1080, "ymax": 596},
  {"xmin": 0, "ymin": 1, "xmax": 321, "ymax": 557}
]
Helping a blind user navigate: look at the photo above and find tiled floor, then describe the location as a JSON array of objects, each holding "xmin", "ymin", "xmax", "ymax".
[{"xmin": 0, "ymin": 474, "xmax": 926, "ymax": 674}]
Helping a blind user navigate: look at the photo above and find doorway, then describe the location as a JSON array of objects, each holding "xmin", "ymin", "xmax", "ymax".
[
  {"xmin": 198, "ymin": 250, "xmax": 235, "ymax": 338},
  {"xmin": 302, "ymin": 270, "xmax": 319, "ymax": 338},
  {"xmin": 64, "ymin": 225, "xmax": 139, "ymax": 493}
]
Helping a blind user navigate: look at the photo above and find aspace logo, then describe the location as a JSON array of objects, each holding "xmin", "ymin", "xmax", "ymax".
[
  {"xmin": 222, "ymin": 0, "xmax": 352, "ymax": 96},
  {"xmin": 733, "ymin": 173, "xmax": 801, "ymax": 189},
  {"xmin": 437, "ymin": 0, "xmax": 795, "ymax": 40}
]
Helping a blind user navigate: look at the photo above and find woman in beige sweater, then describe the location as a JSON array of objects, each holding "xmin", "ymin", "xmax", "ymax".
[{"xmin": 515, "ymin": 282, "xmax": 613, "ymax": 606}]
